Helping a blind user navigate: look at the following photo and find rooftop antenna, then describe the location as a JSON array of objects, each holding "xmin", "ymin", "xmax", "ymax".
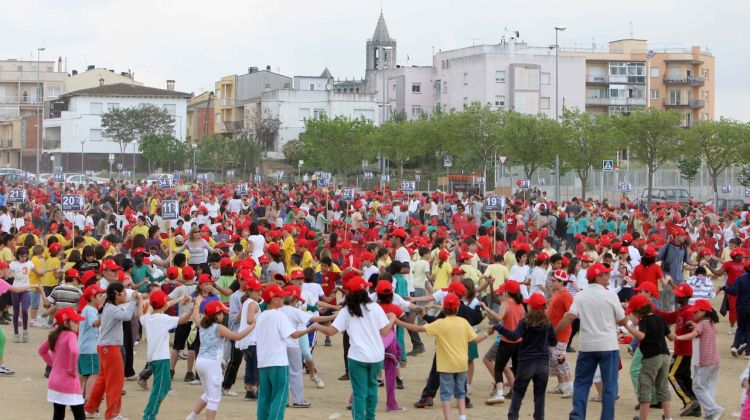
[
  {"xmin": 592, "ymin": 37, "xmax": 596, "ymax": 50},
  {"xmin": 629, "ymin": 21, "xmax": 634, "ymax": 38},
  {"xmin": 467, "ymin": 37, "xmax": 480, "ymax": 46}
]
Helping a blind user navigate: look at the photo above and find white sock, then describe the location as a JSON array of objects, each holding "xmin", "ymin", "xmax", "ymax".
[
  {"xmin": 459, "ymin": 415, "xmax": 467, "ymax": 420},
  {"xmin": 185, "ymin": 412, "xmax": 198, "ymax": 420}
]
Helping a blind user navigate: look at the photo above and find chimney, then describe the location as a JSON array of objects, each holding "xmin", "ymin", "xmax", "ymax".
[
  {"xmin": 57, "ymin": 57, "xmax": 62, "ymax": 72},
  {"xmin": 99, "ymin": 77, "xmax": 105, "ymax": 86},
  {"xmin": 72, "ymin": 69, "xmax": 78, "ymax": 76},
  {"xmin": 248, "ymin": 66, "xmax": 258, "ymax": 74},
  {"xmin": 120, "ymin": 72, "xmax": 128, "ymax": 76},
  {"xmin": 166, "ymin": 80, "xmax": 175, "ymax": 91},
  {"xmin": 87, "ymin": 65, "xmax": 95, "ymax": 71},
  {"xmin": 266, "ymin": 65, "xmax": 271, "ymax": 71},
  {"xmin": 264, "ymin": 83, "xmax": 272, "ymax": 91}
]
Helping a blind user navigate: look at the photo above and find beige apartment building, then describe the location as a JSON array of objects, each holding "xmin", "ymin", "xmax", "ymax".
[
  {"xmin": 65, "ymin": 65, "xmax": 141, "ymax": 93},
  {"xmin": 563, "ymin": 39, "xmax": 715, "ymax": 126}
]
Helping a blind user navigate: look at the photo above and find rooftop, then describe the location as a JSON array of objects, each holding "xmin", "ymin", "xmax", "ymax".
[
  {"xmin": 371, "ymin": 12, "xmax": 392, "ymax": 42},
  {"xmin": 61, "ymin": 83, "xmax": 192, "ymax": 99}
]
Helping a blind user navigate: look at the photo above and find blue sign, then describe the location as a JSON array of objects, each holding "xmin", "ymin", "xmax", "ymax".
[
  {"xmin": 173, "ymin": 170, "xmax": 180, "ymax": 181},
  {"xmin": 602, "ymin": 160, "xmax": 614, "ymax": 172}
]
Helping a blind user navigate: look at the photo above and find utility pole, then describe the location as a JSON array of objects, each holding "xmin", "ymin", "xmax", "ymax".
[{"xmin": 554, "ymin": 27, "xmax": 566, "ymax": 202}]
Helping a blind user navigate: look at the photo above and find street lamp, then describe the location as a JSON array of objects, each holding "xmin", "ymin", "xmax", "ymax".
[
  {"xmin": 80, "ymin": 139, "xmax": 85, "ymax": 175},
  {"xmin": 36, "ymin": 47, "xmax": 45, "ymax": 178},
  {"xmin": 192, "ymin": 142, "xmax": 198, "ymax": 180},
  {"xmin": 554, "ymin": 26, "xmax": 566, "ymax": 202}
]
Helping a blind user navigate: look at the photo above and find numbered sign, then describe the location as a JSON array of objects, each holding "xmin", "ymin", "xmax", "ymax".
[
  {"xmin": 161, "ymin": 200, "xmax": 179, "ymax": 220},
  {"xmin": 484, "ymin": 195, "xmax": 505, "ymax": 212},
  {"xmin": 415, "ymin": 174, "xmax": 421, "ymax": 182},
  {"xmin": 108, "ymin": 153, "xmax": 115, "ymax": 164},
  {"xmin": 381, "ymin": 174, "xmax": 391, "ymax": 182},
  {"xmin": 253, "ymin": 175, "xmax": 262, "ymax": 184},
  {"xmin": 54, "ymin": 173, "xmax": 66, "ymax": 182},
  {"xmin": 226, "ymin": 170, "xmax": 235, "ymax": 178},
  {"xmin": 274, "ymin": 170, "xmax": 284, "ymax": 180},
  {"xmin": 363, "ymin": 172, "xmax": 373, "ymax": 180},
  {"xmin": 121, "ymin": 170, "xmax": 132, "ymax": 177},
  {"xmin": 235, "ymin": 183, "xmax": 249, "ymax": 196},
  {"xmin": 745, "ymin": 187, "xmax": 750, "ymax": 198},
  {"xmin": 538, "ymin": 178, "xmax": 545, "ymax": 186},
  {"xmin": 618, "ymin": 182, "xmax": 632, "ymax": 193},
  {"xmin": 61, "ymin": 194, "xmax": 84, "ymax": 211},
  {"xmin": 342, "ymin": 188, "xmax": 354, "ymax": 201},
  {"xmin": 183, "ymin": 169, "xmax": 193, "ymax": 176},
  {"xmin": 173, "ymin": 170, "xmax": 180, "ymax": 181},
  {"xmin": 116, "ymin": 163, "xmax": 123, "ymax": 171},
  {"xmin": 721, "ymin": 185, "xmax": 731, "ymax": 194},
  {"xmin": 85, "ymin": 170, "xmax": 94, "ymax": 177},
  {"xmin": 53, "ymin": 165, "xmax": 63, "ymax": 174},
  {"xmin": 317, "ymin": 177, "xmax": 329, "ymax": 187},
  {"xmin": 196, "ymin": 173, "xmax": 208, "ymax": 182},
  {"xmin": 7, "ymin": 188, "xmax": 25, "ymax": 203},
  {"xmin": 474, "ymin": 177, "xmax": 485, "ymax": 185},
  {"xmin": 401, "ymin": 181, "xmax": 416, "ymax": 192},
  {"xmin": 520, "ymin": 180, "xmax": 531, "ymax": 189},
  {"xmin": 157, "ymin": 178, "xmax": 172, "ymax": 189},
  {"xmin": 443, "ymin": 155, "xmax": 453, "ymax": 168}
]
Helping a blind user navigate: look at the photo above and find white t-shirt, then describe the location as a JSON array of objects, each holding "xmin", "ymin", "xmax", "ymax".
[
  {"xmin": 248, "ymin": 235, "xmax": 266, "ymax": 262},
  {"xmin": 255, "ymin": 308, "xmax": 295, "ymax": 368},
  {"xmin": 140, "ymin": 313, "xmax": 179, "ymax": 361},
  {"xmin": 576, "ymin": 269, "xmax": 589, "ymax": 291},
  {"xmin": 363, "ymin": 265, "xmax": 379, "ymax": 283},
  {"xmin": 568, "ymin": 283, "xmax": 625, "ymax": 352},
  {"xmin": 235, "ymin": 298, "xmax": 260, "ymax": 350},
  {"xmin": 331, "ymin": 302, "xmax": 388, "ymax": 363},
  {"xmin": 529, "ymin": 266, "xmax": 547, "ymax": 297},
  {"xmin": 279, "ymin": 305, "xmax": 312, "ymax": 348},
  {"xmin": 9, "ymin": 260, "xmax": 34, "ymax": 288},
  {"xmin": 509, "ymin": 264, "xmax": 530, "ymax": 298}
]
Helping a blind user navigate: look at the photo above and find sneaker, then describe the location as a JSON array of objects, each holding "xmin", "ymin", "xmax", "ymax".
[
  {"xmin": 560, "ymin": 385, "xmax": 573, "ymax": 398},
  {"xmin": 407, "ymin": 346, "xmax": 425, "ymax": 356},
  {"xmin": 566, "ymin": 345, "xmax": 576, "ymax": 353},
  {"xmin": 414, "ymin": 397, "xmax": 433, "ymax": 408},
  {"xmin": 465, "ymin": 398, "xmax": 473, "ymax": 409},
  {"xmin": 170, "ymin": 369, "xmax": 175, "ymax": 380},
  {"xmin": 485, "ymin": 392, "xmax": 505, "ymax": 405},
  {"xmin": 184, "ymin": 372, "xmax": 195, "ymax": 382},
  {"xmin": 548, "ymin": 384, "xmax": 563, "ymax": 394},
  {"xmin": 134, "ymin": 341, "xmax": 140, "ymax": 347},
  {"xmin": 708, "ymin": 408, "xmax": 725, "ymax": 420},
  {"xmin": 324, "ymin": 337, "xmax": 332, "ymax": 347},
  {"xmin": 111, "ymin": 416, "xmax": 129, "ymax": 420},
  {"xmin": 12, "ymin": 334, "xmax": 20, "ymax": 343},
  {"xmin": 0, "ymin": 365, "xmax": 15, "ymax": 376},
  {"xmin": 396, "ymin": 377, "xmax": 404, "ymax": 390},
  {"xmin": 244, "ymin": 390, "xmax": 258, "ymax": 400},
  {"xmin": 377, "ymin": 378, "xmax": 384, "ymax": 387},
  {"xmin": 680, "ymin": 401, "xmax": 700, "ymax": 417},
  {"xmin": 44, "ymin": 365, "xmax": 51, "ymax": 378},
  {"xmin": 84, "ymin": 412, "xmax": 99, "ymax": 418},
  {"xmin": 388, "ymin": 407, "xmax": 407, "ymax": 412},
  {"xmin": 311, "ymin": 375, "xmax": 325, "ymax": 389},
  {"xmin": 22, "ymin": 331, "xmax": 28, "ymax": 343},
  {"xmin": 190, "ymin": 378, "xmax": 201, "ymax": 385},
  {"xmin": 126, "ymin": 375, "xmax": 139, "ymax": 381},
  {"xmin": 739, "ymin": 343, "xmax": 748, "ymax": 354},
  {"xmin": 222, "ymin": 389, "xmax": 238, "ymax": 396},
  {"xmin": 292, "ymin": 401, "xmax": 311, "ymax": 408},
  {"xmin": 338, "ymin": 373, "xmax": 349, "ymax": 381},
  {"xmin": 728, "ymin": 326, "xmax": 737, "ymax": 335},
  {"xmin": 489, "ymin": 385, "xmax": 497, "ymax": 396}
]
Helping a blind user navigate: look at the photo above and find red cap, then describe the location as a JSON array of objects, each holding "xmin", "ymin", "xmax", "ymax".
[
  {"xmin": 283, "ymin": 285, "xmax": 305, "ymax": 302},
  {"xmin": 438, "ymin": 250, "xmax": 449, "ymax": 261},
  {"xmin": 101, "ymin": 259, "xmax": 121, "ymax": 271},
  {"xmin": 181, "ymin": 266, "xmax": 195, "ymax": 280},
  {"xmin": 586, "ymin": 263, "xmax": 612, "ymax": 281},
  {"xmin": 458, "ymin": 251, "xmax": 473, "ymax": 261},
  {"xmin": 289, "ymin": 269, "xmax": 304, "ymax": 280},
  {"xmin": 345, "ymin": 276, "xmax": 370, "ymax": 292},
  {"xmin": 149, "ymin": 290, "xmax": 168, "ymax": 308},
  {"xmin": 441, "ymin": 282, "xmax": 467, "ymax": 296},
  {"xmin": 443, "ymin": 293, "xmax": 460, "ymax": 311},
  {"xmin": 643, "ymin": 247, "xmax": 657, "ymax": 258},
  {"xmin": 359, "ymin": 252, "xmax": 374, "ymax": 261},
  {"xmin": 524, "ymin": 293, "xmax": 547, "ymax": 310},
  {"xmin": 166, "ymin": 266, "xmax": 180, "ymax": 279},
  {"xmin": 267, "ymin": 242, "xmax": 281, "ymax": 255},
  {"xmin": 54, "ymin": 307, "xmax": 85, "ymax": 325},
  {"xmin": 552, "ymin": 269, "xmax": 569, "ymax": 282},
  {"xmin": 198, "ymin": 274, "xmax": 214, "ymax": 285},
  {"xmin": 261, "ymin": 284, "xmax": 288, "ymax": 302},
  {"xmin": 622, "ymin": 233, "xmax": 633, "ymax": 242},
  {"xmin": 580, "ymin": 254, "xmax": 594, "ymax": 263},
  {"xmin": 673, "ymin": 283, "xmax": 694, "ymax": 298},
  {"xmin": 258, "ymin": 254, "xmax": 270, "ymax": 264},
  {"xmin": 389, "ymin": 228, "xmax": 407, "ymax": 240},
  {"xmin": 635, "ymin": 282, "xmax": 659, "ymax": 298},
  {"xmin": 220, "ymin": 257, "xmax": 233, "ymax": 269},
  {"xmin": 242, "ymin": 277, "xmax": 263, "ymax": 291},
  {"xmin": 81, "ymin": 270, "xmax": 97, "ymax": 285},
  {"xmin": 730, "ymin": 248, "xmax": 746, "ymax": 258},
  {"xmin": 65, "ymin": 268, "xmax": 80, "ymax": 279},
  {"xmin": 49, "ymin": 243, "xmax": 63, "ymax": 254},
  {"xmin": 494, "ymin": 280, "xmax": 520, "ymax": 295},
  {"xmin": 204, "ymin": 301, "xmax": 230, "ymax": 317},
  {"xmin": 132, "ymin": 247, "xmax": 147, "ymax": 256},
  {"xmin": 625, "ymin": 294, "xmax": 651, "ymax": 314},
  {"xmin": 536, "ymin": 252, "xmax": 549, "ymax": 262},
  {"xmin": 273, "ymin": 273, "xmax": 289, "ymax": 283},
  {"xmin": 83, "ymin": 284, "xmax": 105, "ymax": 299},
  {"xmin": 687, "ymin": 299, "xmax": 713, "ymax": 313},
  {"xmin": 375, "ymin": 280, "xmax": 394, "ymax": 295},
  {"xmin": 451, "ymin": 267, "xmax": 465, "ymax": 276}
]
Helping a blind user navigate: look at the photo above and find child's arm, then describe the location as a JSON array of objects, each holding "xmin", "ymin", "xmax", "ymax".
[
  {"xmin": 675, "ymin": 330, "xmax": 698, "ymax": 341},
  {"xmin": 493, "ymin": 319, "xmax": 527, "ymax": 341},
  {"xmin": 310, "ymin": 322, "xmax": 338, "ymax": 336},
  {"xmin": 555, "ymin": 312, "xmax": 576, "ymax": 335},
  {"xmin": 472, "ymin": 329, "xmax": 491, "ymax": 344},
  {"xmin": 290, "ymin": 327, "xmax": 314, "ymax": 339},
  {"xmin": 666, "ymin": 331, "xmax": 676, "ymax": 342},
  {"xmin": 623, "ymin": 317, "xmax": 645, "ymax": 341},
  {"xmin": 217, "ymin": 322, "xmax": 257, "ymax": 341},
  {"xmin": 309, "ymin": 313, "xmax": 337, "ymax": 324},
  {"xmin": 408, "ymin": 294, "xmax": 436, "ymax": 304},
  {"xmin": 190, "ymin": 295, "xmax": 203, "ymax": 325},
  {"xmin": 394, "ymin": 317, "xmax": 426, "ymax": 333}
]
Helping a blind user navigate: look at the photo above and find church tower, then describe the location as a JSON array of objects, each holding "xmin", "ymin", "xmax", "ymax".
[{"xmin": 365, "ymin": 12, "xmax": 397, "ymax": 93}]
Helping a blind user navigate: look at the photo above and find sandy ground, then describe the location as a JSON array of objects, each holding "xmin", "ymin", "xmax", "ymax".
[{"xmin": 1, "ymin": 309, "xmax": 746, "ymax": 420}]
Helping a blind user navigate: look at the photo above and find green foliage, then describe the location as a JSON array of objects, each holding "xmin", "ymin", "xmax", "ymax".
[
  {"xmin": 375, "ymin": 118, "xmax": 424, "ymax": 180},
  {"xmin": 297, "ymin": 116, "xmax": 375, "ymax": 176},
  {"xmin": 503, "ymin": 111, "xmax": 562, "ymax": 179},
  {"xmin": 560, "ymin": 108, "xmax": 617, "ymax": 198},
  {"xmin": 739, "ymin": 165, "xmax": 750, "ymax": 188},
  {"xmin": 101, "ymin": 104, "xmax": 175, "ymax": 162},
  {"xmin": 454, "ymin": 104, "xmax": 504, "ymax": 185},
  {"xmin": 677, "ymin": 158, "xmax": 700, "ymax": 183},
  {"xmin": 139, "ymin": 134, "xmax": 190, "ymax": 171},
  {"xmin": 196, "ymin": 135, "xmax": 236, "ymax": 174}
]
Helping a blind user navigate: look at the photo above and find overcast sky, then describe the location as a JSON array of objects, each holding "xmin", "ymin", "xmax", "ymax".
[{"xmin": 4, "ymin": 0, "xmax": 747, "ymax": 120}]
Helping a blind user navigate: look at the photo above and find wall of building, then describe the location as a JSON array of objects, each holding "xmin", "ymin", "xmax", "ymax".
[
  {"xmin": 236, "ymin": 70, "xmax": 292, "ymax": 102},
  {"xmin": 371, "ymin": 66, "xmax": 436, "ymax": 121},
  {"xmin": 65, "ymin": 68, "xmax": 141, "ymax": 92}
]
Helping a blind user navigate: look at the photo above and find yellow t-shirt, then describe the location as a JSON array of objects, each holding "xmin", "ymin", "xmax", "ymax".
[
  {"xmin": 131, "ymin": 225, "xmax": 149, "ymax": 239},
  {"xmin": 42, "ymin": 256, "xmax": 61, "ymax": 287},
  {"xmin": 423, "ymin": 315, "xmax": 477, "ymax": 373},
  {"xmin": 0, "ymin": 247, "xmax": 13, "ymax": 263},
  {"xmin": 287, "ymin": 265, "xmax": 303, "ymax": 276},
  {"xmin": 300, "ymin": 250, "xmax": 314, "ymax": 269},
  {"xmin": 29, "ymin": 256, "xmax": 44, "ymax": 286},
  {"xmin": 484, "ymin": 263, "xmax": 510, "ymax": 290},
  {"xmin": 432, "ymin": 262, "xmax": 452, "ymax": 290},
  {"xmin": 83, "ymin": 236, "xmax": 99, "ymax": 248},
  {"xmin": 314, "ymin": 262, "xmax": 341, "ymax": 273},
  {"xmin": 460, "ymin": 263, "xmax": 481, "ymax": 285},
  {"xmin": 503, "ymin": 251, "xmax": 517, "ymax": 269},
  {"xmin": 282, "ymin": 236, "xmax": 296, "ymax": 267}
]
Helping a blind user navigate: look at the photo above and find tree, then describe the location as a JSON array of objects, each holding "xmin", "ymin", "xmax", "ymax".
[
  {"xmin": 615, "ymin": 109, "xmax": 682, "ymax": 206},
  {"xmin": 196, "ymin": 135, "xmax": 236, "ymax": 176},
  {"xmin": 560, "ymin": 108, "xmax": 617, "ymax": 199},
  {"xmin": 139, "ymin": 134, "xmax": 190, "ymax": 172},
  {"xmin": 686, "ymin": 118, "xmax": 750, "ymax": 203},
  {"xmin": 297, "ymin": 116, "xmax": 375, "ymax": 176},
  {"xmin": 375, "ymin": 114, "xmax": 424, "ymax": 181},
  {"xmin": 101, "ymin": 104, "xmax": 175, "ymax": 164},
  {"xmin": 677, "ymin": 158, "xmax": 700, "ymax": 195},
  {"xmin": 503, "ymin": 112, "xmax": 561, "ymax": 180},
  {"xmin": 453, "ymin": 103, "xmax": 504, "ymax": 192}
]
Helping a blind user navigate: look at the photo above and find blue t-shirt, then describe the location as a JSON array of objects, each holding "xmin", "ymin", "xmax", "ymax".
[{"xmin": 78, "ymin": 305, "xmax": 99, "ymax": 355}]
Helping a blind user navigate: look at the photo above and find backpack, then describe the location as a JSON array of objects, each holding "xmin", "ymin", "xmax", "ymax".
[{"xmin": 555, "ymin": 216, "xmax": 568, "ymax": 239}]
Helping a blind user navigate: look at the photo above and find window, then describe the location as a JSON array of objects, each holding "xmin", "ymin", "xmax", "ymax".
[
  {"xmin": 670, "ymin": 90, "xmax": 681, "ymax": 105},
  {"xmin": 703, "ymin": 69, "xmax": 710, "ymax": 79},
  {"xmin": 46, "ymin": 87, "xmax": 60, "ymax": 98},
  {"xmin": 650, "ymin": 89, "xmax": 660, "ymax": 99},
  {"xmin": 313, "ymin": 109, "xmax": 325, "ymax": 119},
  {"xmin": 411, "ymin": 106, "xmax": 422, "ymax": 118},
  {"xmin": 31, "ymin": 64, "xmax": 38, "ymax": 72},
  {"xmin": 309, "ymin": 83, "xmax": 315, "ymax": 91},
  {"xmin": 107, "ymin": 103, "xmax": 120, "ymax": 111},
  {"xmin": 16, "ymin": 65, "xmax": 23, "ymax": 72},
  {"xmin": 516, "ymin": 67, "xmax": 540, "ymax": 90},
  {"xmin": 650, "ymin": 67, "xmax": 660, "ymax": 77},
  {"xmin": 46, "ymin": 66, "xmax": 54, "ymax": 72},
  {"xmin": 587, "ymin": 87, "xmax": 607, "ymax": 98},
  {"xmin": 495, "ymin": 71, "xmax": 506, "ymax": 83},
  {"xmin": 411, "ymin": 83, "xmax": 421, "ymax": 94},
  {"xmin": 89, "ymin": 129, "xmax": 103, "ymax": 141},
  {"xmin": 540, "ymin": 72, "xmax": 551, "ymax": 85},
  {"xmin": 442, "ymin": 81, "xmax": 448, "ymax": 93},
  {"xmin": 540, "ymin": 97, "xmax": 550, "ymax": 109},
  {"xmin": 703, "ymin": 91, "xmax": 709, "ymax": 102},
  {"xmin": 494, "ymin": 95, "xmax": 506, "ymax": 107},
  {"xmin": 463, "ymin": 72, "xmax": 468, "ymax": 86},
  {"xmin": 215, "ymin": 113, "xmax": 220, "ymax": 124},
  {"xmin": 163, "ymin": 104, "xmax": 176, "ymax": 116},
  {"xmin": 90, "ymin": 102, "xmax": 103, "ymax": 114},
  {"xmin": 298, "ymin": 108, "xmax": 310, "ymax": 121}
]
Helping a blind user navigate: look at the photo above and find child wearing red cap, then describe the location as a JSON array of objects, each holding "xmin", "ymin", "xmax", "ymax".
[
  {"xmin": 38, "ymin": 307, "xmax": 86, "ymax": 419},
  {"xmin": 168, "ymin": 265, "xmax": 198, "ymax": 381},
  {"xmin": 79, "ymin": 284, "xmax": 105, "ymax": 401}
]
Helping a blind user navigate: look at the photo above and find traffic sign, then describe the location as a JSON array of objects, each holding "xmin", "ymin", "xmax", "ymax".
[
  {"xmin": 538, "ymin": 178, "xmax": 545, "ymax": 186},
  {"xmin": 274, "ymin": 170, "xmax": 284, "ymax": 180},
  {"xmin": 415, "ymin": 174, "xmax": 421, "ymax": 182},
  {"xmin": 721, "ymin": 185, "xmax": 731, "ymax": 194},
  {"xmin": 122, "ymin": 170, "xmax": 132, "ymax": 177},
  {"xmin": 116, "ymin": 164, "xmax": 123, "ymax": 171},
  {"xmin": 183, "ymin": 169, "xmax": 193, "ymax": 176},
  {"xmin": 443, "ymin": 155, "xmax": 452, "ymax": 168},
  {"xmin": 54, "ymin": 173, "xmax": 66, "ymax": 182},
  {"xmin": 618, "ymin": 181, "xmax": 632, "ymax": 192},
  {"xmin": 226, "ymin": 170, "xmax": 235, "ymax": 178},
  {"xmin": 235, "ymin": 183, "xmax": 249, "ymax": 196},
  {"xmin": 401, "ymin": 181, "xmax": 416, "ymax": 192},
  {"xmin": 253, "ymin": 175, "xmax": 262, "ymax": 184},
  {"xmin": 108, "ymin": 153, "xmax": 115, "ymax": 164},
  {"xmin": 382, "ymin": 174, "xmax": 391, "ymax": 182},
  {"xmin": 317, "ymin": 177, "xmax": 329, "ymax": 187},
  {"xmin": 85, "ymin": 170, "xmax": 94, "ymax": 177},
  {"xmin": 602, "ymin": 160, "xmax": 614, "ymax": 172},
  {"xmin": 173, "ymin": 170, "xmax": 180, "ymax": 181},
  {"xmin": 342, "ymin": 188, "xmax": 354, "ymax": 201},
  {"xmin": 161, "ymin": 200, "xmax": 179, "ymax": 220},
  {"xmin": 7, "ymin": 188, "xmax": 25, "ymax": 203},
  {"xmin": 745, "ymin": 187, "xmax": 750, "ymax": 198},
  {"xmin": 484, "ymin": 195, "xmax": 505, "ymax": 212},
  {"xmin": 498, "ymin": 156, "xmax": 507, "ymax": 164},
  {"xmin": 363, "ymin": 172, "xmax": 373, "ymax": 180},
  {"xmin": 53, "ymin": 165, "xmax": 63, "ymax": 174},
  {"xmin": 61, "ymin": 194, "xmax": 84, "ymax": 211},
  {"xmin": 158, "ymin": 178, "xmax": 172, "ymax": 189},
  {"xmin": 520, "ymin": 180, "xmax": 531, "ymax": 189},
  {"xmin": 196, "ymin": 173, "xmax": 209, "ymax": 182}
]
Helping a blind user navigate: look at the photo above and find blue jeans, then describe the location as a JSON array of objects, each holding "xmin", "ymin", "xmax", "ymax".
[
  {"xmin": 438, "ymin": 372, "xmax": 467, "ymax": 401},
  {"xmin": 570, "ymin": 350, "xmax": 619, "ymax": 420}
]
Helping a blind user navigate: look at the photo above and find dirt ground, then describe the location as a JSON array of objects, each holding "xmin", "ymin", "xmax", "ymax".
[{"xmin": 2, "ymin": 308, "xmax": 746, "ymax": 420}]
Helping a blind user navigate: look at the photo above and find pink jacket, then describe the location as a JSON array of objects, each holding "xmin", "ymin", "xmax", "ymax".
[{"xmin": 38, "ymin": 330, "xmax": 81, "ymax": 395}]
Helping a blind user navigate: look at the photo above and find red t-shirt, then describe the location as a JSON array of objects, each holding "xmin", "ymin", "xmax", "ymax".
[
  {"xmin": 654, "ymin": 305, "xmax": 694, "ymax": 356},
  {"xmin": 548, "ymin": 289, "xmax": 573, "ymax": 343},
  {"xmin": 723, "ymin": 261, "xmax": 745, "ymax": 286},
  {"xmin": 378, "ymin": 302, "xmax": 403, "ymax": 331},
  {"xmin": 631, "ymin": 263, "xmax": 663, "ymax": 288},
  {"xmin": 477, "ymin": 235, "xmax": 493, "ymax": 259},
  {"xmin": 320, "ymin": 271, "xmax": 339, "ymax": 297}
]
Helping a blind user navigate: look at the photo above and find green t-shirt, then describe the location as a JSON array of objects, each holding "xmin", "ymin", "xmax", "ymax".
[{"xmin": 216, "ymin": 275, "xmax": 235, "ymax": 304}]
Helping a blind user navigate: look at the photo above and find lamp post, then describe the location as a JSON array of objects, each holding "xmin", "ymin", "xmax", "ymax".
[
  {"xmin": 554, "ymin": 26, "xmax": 565, "ymax": 202},
  {"xmin": 192, "ymin": 142, "xmax": 198, "ymax": 180},
  {"xmin": 80, "ymin": 139, "xmax": 85, "ymax": 175},
  {"xmin": 36, "ymin": 47, "xmax": 45, "ymax": 177}
]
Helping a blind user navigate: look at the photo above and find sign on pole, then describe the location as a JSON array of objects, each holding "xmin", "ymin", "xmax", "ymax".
[
  {"xmin": 317, "ymin": 177, "xmax": 329, "ymax": 187},
  {"xmin": 721, "ymin": 185, "xmax": 731, "ymax": 194},
  {"xmin": 54, "ymin": 173, "xmax": 66, "ymax": 182},
  {"xmin": 161, "ymin": 200, "xmax": 179, "ymax": 220},
  {"xmin": 363, "ymin": 172, "xmax": 373, "ymax": 180},
  {"xmin": 443, "ymin": 155, "xmax": 452, "ymax": 168},
  {"xmin": 8, "ymin": 188, "xmax": 25, "ymax": 203},
  {"xmin": 173, "ymin": 170, "xmax": 180, "ymax": 181},
  {"xmin": 226, "ymin": 170, "xmax": 235, "ymax": 178},
  {"xmin": 498, "ymin": 156, "xmax": 507, "ymax": 164},
  {"xmin": 121, "ymin": 170, "xmax": 132, "ymax": 178},
  {"xmin": 158, "ymin": 178, "xmax": 172, "ymax": 189},
  {"xmin": 745, "ymin": 187, "xmax": 750, "ymax": 198},
  {"xmin": 484, "ymin": 195, "xmax": 505, "ymax": 212},
  {"xmin": 342, "ymin": 187, "xmax": 354, "ymax": 201},
  {"xmin": 108, "ymin": 153, "xmax": 115, "ymax": 164},
  {"xmin": 618, "ymin": 181, "xmax": 632, "ymax": 193},
  {"xmin": 381, "ymin": 174, "xmax": 391, "ymax": 182},
  {"xmin": 61, "ymin": 194, "xmax": 84, "ymax": 211},
  {"xmin": 235, "ymin": 183, "xmax": 249, "ymax": 196},
  {"xmin": 401, "ymin": 181, "xmax": 415, "ymax": 192},
  {"xmin": 85, "ymin": 170, "xmax": 94, "ymax": 177},
  {"xmin": 520, "ymin": 180, "xmax": 531, "ymax": 189},
  {"xmin": 183, "ymin": 169, "xmax": 193, "ymax": 176},
  {"xmin": 196, "ymin": 173, "xmax": 209, "ymax": 182},
  {"xmin": 602, "ymin": 160, "xmax": 614, "ymax": 172},
  {"xmin": 253, "ymin": 175, "xmax": 262, "ymax": 184}
]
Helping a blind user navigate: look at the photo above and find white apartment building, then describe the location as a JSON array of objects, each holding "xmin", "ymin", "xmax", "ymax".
[
  {"xmin": 370, "ymin": 65, "xmax": 436, "ymax": 121},
  {"xmin": 432, "ymin": 39, "xmax": 586, "ymax": 117}
]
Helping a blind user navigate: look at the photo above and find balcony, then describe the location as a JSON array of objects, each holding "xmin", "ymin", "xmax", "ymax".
[
  {"xmin": 689, "ymin": 99, "xmax": 705, "ymax": 109},
  {"xmin": 43, "ymin": 139, "xmax": 61, "ymax": 149},
  {"xmin": 0, "ymin": 95, "xmax": 42, "ymax": 105},
  {"xmin": 586, "ymin": 75, "xmax": 608, "ymax": 84},
  {"xmin": 663, "ymin": 76, "xmax": 705, "ymax": 87},
  {"xmin": 586, "ymin": 97, "xmax": 646, "ymax": 107}
]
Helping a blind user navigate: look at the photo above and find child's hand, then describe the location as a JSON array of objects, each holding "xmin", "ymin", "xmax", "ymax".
[
  {"xmin": 685, "ymin": 320, "xmax": 695, "ymax": 330},
  {"xmin": 181, "ymin": 295, "xmax": 191, "ymax": 304}
]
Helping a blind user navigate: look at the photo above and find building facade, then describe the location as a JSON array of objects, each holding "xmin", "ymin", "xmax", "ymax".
[
  {"xmin": 43, "ymin": 83, "xmax": 190, "ymax": 172},
  {"xmin": 370, "ymin": 65, "xmax": 436, "ymax": 121},
  {"xmin": 562, "ymin": 39, "xmax": 715, "ymax": 125},
  {"xmin": 186, "ymin": 91, "xmax": 215, "ymax": 143},
  {"xmin": 65, "ymin": 66, "xmax": 141, "ymax": 93},
  {"xmin": 433, "ymin": 39, "xmax": 586, "ymax": 117}
]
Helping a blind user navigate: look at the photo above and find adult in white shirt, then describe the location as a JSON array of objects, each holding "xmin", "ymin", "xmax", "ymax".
[
  {"xmin": 555, "ymin": 263, "xmax": 627, "ymax": 420},
  {"xmin": 204, "ymin": 198, "xmax": 221, "ymax": 219},
  {"xmin": 247, "ymin": 224, "xmax": 266, "ymax": 263},
  {"xmin": 312, "ymin": 277, "xmax": 397, "ymax": 420}
]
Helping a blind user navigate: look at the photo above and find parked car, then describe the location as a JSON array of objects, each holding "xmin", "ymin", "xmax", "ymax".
[
  {"xmin": 703, "ymin": 198, "xmax": 747, "ymax": 212},
  {"xmin": 640, "ymin": 188, "xmax": 692, "ymax": 204},
  {"xmin": 0, "ymin": 168, "xmax": 33, "ymax": 182},
  {"xmin": 65, "ymin": 174, "xmax": 107, "ymax": 186},
  {"xmin": 144, "ymin": 173, "xmax": 175, "ymax": 186}
]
